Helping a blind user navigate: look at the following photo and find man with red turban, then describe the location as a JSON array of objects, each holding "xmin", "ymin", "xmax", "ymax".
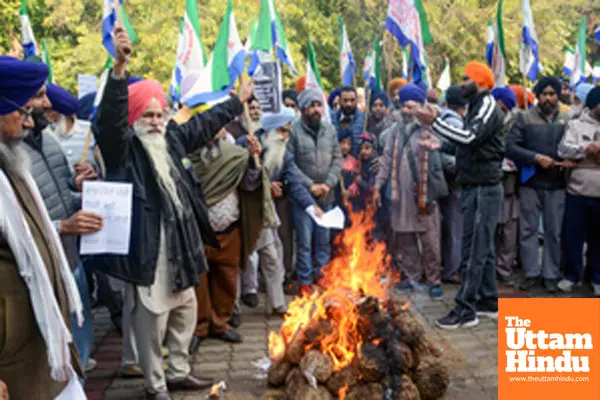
[
  {"xmin": 89, "ymin": 28, "xmax": 255, "ymax": 400},
  {"xmin": 415, "ymin": 61, "xmax": 505, "ymax": 330}
]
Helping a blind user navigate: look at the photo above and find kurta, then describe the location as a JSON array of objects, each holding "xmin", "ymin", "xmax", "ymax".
[{"xmin": 0, "ymin": 172, "xmax": 82, "ymax": 400}]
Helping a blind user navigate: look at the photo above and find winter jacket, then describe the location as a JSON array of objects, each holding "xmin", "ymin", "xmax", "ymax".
[
  {"xmin": 431, "ymin": 91, "xmax": 505, "ymax": 187},
  {"xmin": 506, "ymin": 106, "xmax": 569, "ymax": 190},
  {"xmin": 89, "ymin": 72, "xmax": 242, "ymax": 289},
  {"xmin": 22, "ymin": 129, "xmax": 80, "ymax": 269},
  {"xmin": 558, "ymin": 110, "xmax": 600, "ymax": 198},
  {"xmin": 236, "ymin": 131, "xmax": 316, "ymax": 210},
  {"xmin": 287, "ymin": 118, "xmax": 343, "ymax": 206},
  {"xmin": 331, "ymin": 108, "xmax": 366, "ymax": 157}
]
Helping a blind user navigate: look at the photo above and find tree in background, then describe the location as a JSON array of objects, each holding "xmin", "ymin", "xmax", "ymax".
[{"xmin": 1, "ymin": 0, "xmax": 598, "ymax": 94}]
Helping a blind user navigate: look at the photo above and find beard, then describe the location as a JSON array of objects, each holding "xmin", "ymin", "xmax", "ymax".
[
  {"xmin": 0, "ymin": 136, "xmax": 31, "ymax": 176},
  {"xmin": 539, "ymin": 100, "xmax": 557, "ymax": 115},
  {"xmin": 263, "ymin": 132, "xmax": 288, "ymax": 177},
  {"xmin": 461, "ymin": 82, "xmax": 478, "ymax": 102},
  {"xmin": 50, "ymin": 115, "xmax": 69, "ymax": 137},
  {"xmin": 304, "ymin": 112, "xmax": 321, "ymax": 131},
  {"xmin": 402, "ymin": 113, "xmax": 416, "ymax": 125},
  {"xmin": 134, "ymin": 121, "xmax": 182, "ymax": 211},
  {"xmin": 32, "ymin": 109, "xmax": 49, "ymax": 133}
]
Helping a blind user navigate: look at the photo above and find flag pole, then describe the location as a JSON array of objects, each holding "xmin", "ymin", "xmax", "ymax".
[{"xmin": 522, "ymin": 50, "xmax": 529, "ymax": 109}]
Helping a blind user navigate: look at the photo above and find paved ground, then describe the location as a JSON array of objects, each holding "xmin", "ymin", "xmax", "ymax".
[{"xmin": 85, "ymin": 278, "xmax": 594, "ymax": 400}]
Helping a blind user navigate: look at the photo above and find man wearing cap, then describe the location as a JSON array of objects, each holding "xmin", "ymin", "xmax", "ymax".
[
  {"xmin": 506, "ymin": 76, "xmax": 570, "ymax": 293},
  {"xmin": 557, "ymin": 86, "xmax": 600, "ymax": 297},
  {"xmin": 0, "ymin": 56, "xmax": 85, "ymax": 398},
  {"xmin": 90, "ymin": 28, "xmax": 255, "ymax": 399},
  {"xmin": 235, "ymin": 108, "xmax": 323, "ymax": 321},
  {"xmin": 374, "ymin": 83, "xmax": 448, "ymax": 300},
  {"xmin": 437, "ymin": 85, "xmax": 467, "ymax": 284},
  {"xmin": 491, "ymin": 87, "xmax": 520, "ymax": 286},
  {"xmin": 415, "ymin": 61, "xmax": 504, "ymax": 329},
  {"xmin": 331, "ymin": 86, "xmax": 366, "ymax": 157},
  {"xmin": 287, "ymin": 88, "xmax": 343, "ymax": 296}
]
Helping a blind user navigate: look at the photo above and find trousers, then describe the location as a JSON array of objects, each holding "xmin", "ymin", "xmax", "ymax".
[
  {"xmin": 439, "ymin": 184, "xmax": 463, "ymax": 280},
  {"xmin": 241, "ymin": 228, "xmax": 286, "ymax": 312},
  {"xmin": 519, "ymin": 187, "xmax": 565, "ymax": 280},
  {"xmin": 495, "ymin": 194, "xmax": 519, "ymax": 278},
  {"xmin": 195, "ymin": 227, "xmax": 241, "ymax": 336}
]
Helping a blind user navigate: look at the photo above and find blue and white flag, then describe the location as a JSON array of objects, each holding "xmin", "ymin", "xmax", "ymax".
[
  {"xmin": 562, "ymin": 46, "xmax": 575, "ymax": 77},
  {"xmin": 339, "ymin": 17, "xmax": 357, "ymax": 86},
  {"xmin": 250, "ymin": 0, "xmax": 296, "ymax": 76},
  {"xmin": 90, "ymin": 58, "xmax": 113, "ymax": 121},
  {"xmin": 386, "ymin": 0, "xmax": 432, "ymax": 85},
  {"xmin": 519, "ymin": 0, "xmax": 540, "ymax": 82},
  {"xmin": 183, "ymin": 0, "xmax": 246, "ymax": 107},
  {"xmin": 20, "ymin": 0, "xmax": 37, "ymax": 58},
  {"xmin": 596, "ymin": 26, "xmax": 600, "ymax": 43},
  {"xmin": 102, "ymin": 0, "xmax": 137, "ymax": 58},
  {"xmin": 485, "ymin": 19, "xmax": 494, "ymax": 67}
]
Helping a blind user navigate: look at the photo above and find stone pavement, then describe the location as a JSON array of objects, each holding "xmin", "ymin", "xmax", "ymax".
[{"xmin": 87, "ymin": 280, "xmax": 595, "ymax": 400}]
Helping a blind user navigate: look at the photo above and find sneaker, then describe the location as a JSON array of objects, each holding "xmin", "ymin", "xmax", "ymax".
[
  {"xmin": 435, "ymin": 308, "xmax": 479, "ymax": 330},
  {"xmin": 395, "ymin": 281, "xmax": 414, "ymax": 291},
  {"xmin": 593, "ymin": 283, "xmax": 600, "ymax": 297},
  {"xmin": 284, "ymin": 281, "xmax": 300, "ymax": 295},
  {"xmin": 497, "ymin": 274, "xmax": 516, "ymax": 287},
  {"xmin": 557, "ymin": 279, "xmax": 575, "ymax": 293},
  {"xmin": 543, "ymin": 278, "xmax": 558, "ymax": 293},
  {"xmin": 429, "ymin": 285, "xmax": 443, "ymax": 301},
  {"xmin": 476, "ymin": 307, "xmax": 498, "ymax": 320},
  {"xmin": 519, "ymin": 277, "xmax": 539, "ymax": 291},
  {"xmin": 85, "ymin": 358, "xmax": 97, "ymax": 373}
]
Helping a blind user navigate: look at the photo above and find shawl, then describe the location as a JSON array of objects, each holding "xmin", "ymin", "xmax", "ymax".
[
  {"xmin": 192, "ymin": 140, "xmax": 277, "ymax": 268},
  {"xmin": 0, "ymin": 168, "xmax": 83, "ymax": 384}
]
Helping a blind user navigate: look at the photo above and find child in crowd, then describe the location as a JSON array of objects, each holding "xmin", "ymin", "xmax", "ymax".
[{"xmin": 348, "ymin": 133, "xmax": 377, "ymax": 212}]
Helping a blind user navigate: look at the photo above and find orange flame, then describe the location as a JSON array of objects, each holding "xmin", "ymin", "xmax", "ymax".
[
  {"xmin": 401, "ymin": 300, "xmax": 411, "ymax": 311},
  {"xmin": 268, "ymin": 331, "xmax": 286, "ymax": 362},
  {"xmin": 269, "ymin": 208, "xmax": 393, "ymax": 371},
  {"xmin": 339, "ymin": 386, "xmax": 349, "ymax": 400}
]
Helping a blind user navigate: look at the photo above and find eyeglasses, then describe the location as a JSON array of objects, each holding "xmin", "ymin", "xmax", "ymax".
[{"xmin": 0, "ymin": 96, "xmax": 34, "ymax": 119}]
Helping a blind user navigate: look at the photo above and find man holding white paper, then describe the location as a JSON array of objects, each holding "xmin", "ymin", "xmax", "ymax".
[{"xmin": 286, "ymin": 88, "xmax": 343, "ymax": 297}]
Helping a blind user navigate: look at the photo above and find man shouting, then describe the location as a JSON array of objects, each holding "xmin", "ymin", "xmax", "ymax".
[{"xmin": 90, "ymin": 28, "xmax": 255, "ymax": 400}]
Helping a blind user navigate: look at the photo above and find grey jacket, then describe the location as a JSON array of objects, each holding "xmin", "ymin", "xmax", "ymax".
[
  {"xmin": 23, "ymin": 129, "xmax": 80, "ymax": 269},
  {"xmin": 558, "ymin": 110, "xmax": 600, "ymax": 198},
  {"xmin": 286, "ymin": 118, "xmax": 343, "ymax": 206}
]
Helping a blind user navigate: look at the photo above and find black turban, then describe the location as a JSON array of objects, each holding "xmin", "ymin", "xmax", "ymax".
[{"xmin": 533, "ymin": 76, "xmax": 561, "ymax": 97}]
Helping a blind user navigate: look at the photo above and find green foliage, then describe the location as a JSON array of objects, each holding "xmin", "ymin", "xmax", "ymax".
[{"xmin": 1, "ymin": 0, "xmax": 598, "ymax": 95}]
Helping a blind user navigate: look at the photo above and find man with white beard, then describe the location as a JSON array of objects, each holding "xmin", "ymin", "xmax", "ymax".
[
  {"xmin": 89, "ymin": 28, "xmax": 255, "ymax": 399},
  {"xmin": 235, "ymin": 107, "xmax": 323, "ymax": 318},
  {"xmin": 0, "ymin": 56, "xmax": 86, "ymax": 399}
]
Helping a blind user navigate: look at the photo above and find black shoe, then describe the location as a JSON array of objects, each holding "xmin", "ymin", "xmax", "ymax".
[
  {"xmin": 211, "ymin": 329, "xmax": 243, "ymax": 343},
  {"xmin": 167, "ymin": 375, "xmax": 214, "ymax": 391},
  {"xmin": 519, "ymin": 277, "xmax": 540, "ymax": 291},
  {"xmin": 435, "ymin": 307, "xmax": 479, "ymax": 330},
  {"xmin": 146, "ymin": 391, "xmax": 172, "ymax": 400},
  {"xmin": 228, "ymin": 312, "xmax": 241, "ymax": 328},
  {"xmin": 284, "ymin": 280, "xmax": 300, "ymax": 295},
  {"xmin": 543, "ymin": 278, "xmax": 558, "ymax": 293},
  {"xmin": 498, "ymin": 274, "xmax": 516, "ymax": 287},
  {"xmin": 188, "ymin": 335, "xmax": 205, "ymax": 354},
  {"xmin": 241, "ymin": 293, "xmax": 259, "ymax": 308},
  {"xmin": 475, "ymin": 303, "xmax": 498, "ymax": 320}
]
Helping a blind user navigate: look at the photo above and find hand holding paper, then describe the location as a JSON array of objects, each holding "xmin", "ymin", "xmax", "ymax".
[{"xmin": 306, "ymin": 206, "xmax": 345, "ymax": 229}]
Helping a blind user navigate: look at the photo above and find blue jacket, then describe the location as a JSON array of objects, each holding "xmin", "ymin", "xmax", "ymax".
[
  {"xmin": 236, "ymin": 131, "xmax": 316, "ymax": 210},
  {"xmin": 331, "ymin": 108, "xmax": 366, "ymax": 157}
]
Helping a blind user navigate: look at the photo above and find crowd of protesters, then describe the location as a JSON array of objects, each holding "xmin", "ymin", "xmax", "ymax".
[{"xmin": 1, "ymin": 28, "xmax": 600, "ymax": 400}]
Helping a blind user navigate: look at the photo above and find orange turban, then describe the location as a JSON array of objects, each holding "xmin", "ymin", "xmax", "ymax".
[
  {"xmin": 464, "ymin": 61, "xmax": 495, "ymax": 90},
  {"xmin": 509, "ymin": 85, "xmax": 535, "ymax": 110},
  {"xmin": 128, "ymin": 80, "xmax": 167, "ymax": 126},
  {"xmin": 387, "ymin": 77, "xmax": 408, "ymax": 97},
  {"xmin": 296, "ymin": 76, "xmax": 307, "ymax": 93}
]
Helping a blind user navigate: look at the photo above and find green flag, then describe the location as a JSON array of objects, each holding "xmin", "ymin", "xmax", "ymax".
[{"xmin": 41, "ymin": 39, "xmax": 54, "ymax": 84}]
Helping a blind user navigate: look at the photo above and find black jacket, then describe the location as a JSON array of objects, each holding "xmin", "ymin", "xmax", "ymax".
[
  {"xmin": 432, "ymin": 91, "xmax": 504, "ymax": 187},
  {"xmin": 89, "ymin": 72, "xmax": 243, "ymax": 289},
  {"xmin": 506, "ymin": 106, "xmax": 568, "ymax": 190}
]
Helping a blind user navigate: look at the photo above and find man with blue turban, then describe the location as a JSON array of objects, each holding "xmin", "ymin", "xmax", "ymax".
[
  {"xmin": 366, "ymin": 90, "xmax": 394, "ymax": 153},
  {"xmin": 0, "ymin": 55, "xmax": 85, "ymax": 399},
  {"xmin": 491, "ymin": 86, "xmax": 520, "ymax": 286},
  {"xmin": 374, "ymin": 83, "xmax": 448, "ymax": 301}
]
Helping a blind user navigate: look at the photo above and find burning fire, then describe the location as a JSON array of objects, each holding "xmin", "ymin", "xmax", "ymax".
[{"xmin": 268, "ymin": 208, "xmax": 396, "ymax": 371}]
